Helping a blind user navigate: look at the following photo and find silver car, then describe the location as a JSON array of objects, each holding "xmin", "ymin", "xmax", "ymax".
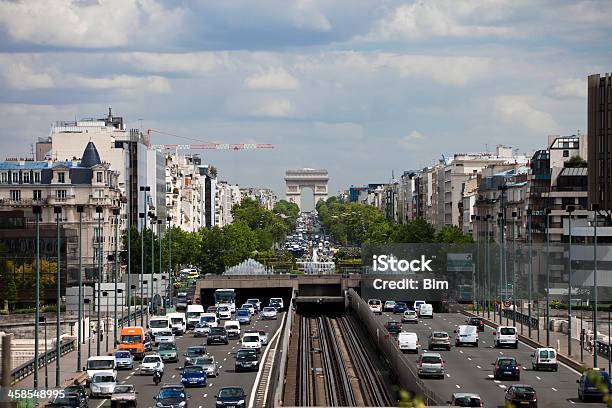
[
  {"xmin": 447, "ymin": 392, "xmax": 483, "ymax": 407},
  {"xmin": 417, "ymin": 352, "xmax": 445, "ymax": 379},
  {"xmin": 90, "ymin": 372, "xmax": 117, "ymax": 398},
  {"xmin": 194, "ymin": 322, "xmax": 209, "ymax": 338},
  {"xmin": 111, "ymin": 384, "xmax": 137, "ymax": 407},
  {"xmin": 192, "ymin": 355, "xmax": 219, "ymax": 377},
  {"xmin": 245, "ymin": 330, "xmax": 268, "ymax": 346}
]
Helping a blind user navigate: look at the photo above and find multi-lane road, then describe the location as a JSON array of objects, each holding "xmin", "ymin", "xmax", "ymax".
[
  {"xmin": 374, "ymin": 311, "xmax": 606, "ymax": 407},
  {"xmin": 89, "ymin": 312, "xmax": 284, "ymax": 408}
]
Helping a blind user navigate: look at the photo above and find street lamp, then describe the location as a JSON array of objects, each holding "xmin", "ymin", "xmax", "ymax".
[
  {"xmin": 149, "ymin": 212, "xmax": 156, "ymax": 317},
  {"xmin": 527, "ymin": 208, "xmax": 533, "ymax": 338},
  {"xmin": 53, "ymin": 205, "xmax": 61, "ymax": 387},
  {"xmin": 473, "ymin": 214, "xmax": 480, "ymax": 314},
  {"xmin": 545, "ymin": 207, "xmax": 551, "ymax": 347},
  {"xmin": 117, "ymin": 288, "xmax": 124, "ymax": 328},
  {"xmin": 95, "ymin": 206, "xmax": 103, "ymax": 356},
  {"xmin": 167, "ymin": 216, "xmax": 172, "ymax": 307},
  {"xmin": 511, "ymin": 211, "xmax": 517, "ymax": 328},
  {"xmin": 566, "ymin": 204, "xmax": 576, "ymax": 356},
  {"xmin": 591, "ymin": 203, "xmax": 600, "ymax": 368},
  {"xmin": 39, "ymin": 315, "xmax": 48, "ymax": 389},
  {"xmin": 157, "ymin": 219, "xmax": 162, "ymax": 309},
  {"xmin": 76, "ymin": 205, "xmax": 84, "ymax": 371},
  {"xmin": 498, "ymin": 211, "xmax": 504, "ymax": 324},
  {"xmin": 113, "ymin": 207, "xmax": 120, "ymax": 349},
  {"xmin": 139, "ymin": 185, "xmax": 149, "ymax": 326},
  {"xmin": 33, "ymin": 205, "xmax": 41, "ymax": 388},
  {"xmin": 84, "ymin": 298, "xmax": 91, "ymax": 359},
  {"xmin": 103, "ymin": 291, "xmax": 109, "ymax": 353},
  {"xmin": 131, "ymin": 284, "xmax": 137, "ymax": 321},
  {"xmin": 486, "ymin": 214, "xmax": 492, "ymax": 319}
]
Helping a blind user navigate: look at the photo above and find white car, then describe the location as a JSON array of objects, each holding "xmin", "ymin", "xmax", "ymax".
[
  {"xmin": 241, "ymin": 303, "xmax": 256, "ymax": 316},
  {"xmin": 194, "ymin": 322, "xmax": 210, "ymax": 337},
  {"xmin": 224, "ymin": 320, "xmax": 241, "ymax": 338},
  {"xmin": 368, "ymin": 299, "xmax": 382, "ymax": 315},
  {"xmin": 398, "ymin": 332, "xmax": 420, "ymax": 353},
  {"xmin": 269, "ymin": 298, "xmax": 284, "ymax": 310},
  {"xmin": 413, "ymin": 300, "xmax": 426, "ymax": 311},
  {"xmin": 90, "ymin": 372, "xmax": 117, "ymax": 398},
  {"xmin": 455, "ymin": 325, "xmax": 478, "ymax": 347},
  {"xmin": 246, "ymin": 330, "xmax": 269, "ymax": 346},
  {"xmin": 155, "ymin": 330, "xmax": 175, "ymax": 345},
  {"xmin": 246, "ymin": 298, "xmax": 261, "ymax": 311},
  {"xmin": 531, "ymin": 347, "xmax": 558, "ymax": 371},
  {"xmin": 383, "ymin": 301, "xmax": 396, "ymax": 312},
  {"xmin": 418, "ymin": 303, "xmax": 434, "ymax": 319},
  {"xmin": 261, "ymin": 307, "xmax": 278, "ymax": 320},
  {"xmin": 402, "ymin": 310, "xmax": 419, "ymax": 324},
  {"xmin": 199, "ymin": 313, "xmax": 218, "ymax": 328},
  {"xmin": 241, "ymin": 333, "xmax": 262, "ymax": 353},
  {"xmin": 139, "ymin": 354, "xmax": 164, "ymax": 375},
  {"xmin": 218, "ymin": 306, "xmax": 232, "ymax": 320},
  {"xmin": 494, "ymin": 326, "xmax": 518, "ymax": 348}
]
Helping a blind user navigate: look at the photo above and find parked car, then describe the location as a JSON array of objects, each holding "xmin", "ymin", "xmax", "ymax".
[
  {"xmin": 385, "ymin": 321, "xmax": 402, "ymax": 336},
  {"xmin": 114, "ymin": 351, "xmax": 134, "ymax": 370},
  {"xmin": 505, "ymin": 384, "xmax": 537, "ymax": 408},
  {"xmin": 466, "ymin": 317, "xmax": 485, "ymax": 332},
  {"xmin": 446, "ymin": 393, "xmax": 483, "ymax": 407},
  {"xmin": 215, "ymin": 386, "xmax": 246, "ymax": 408},
  {"xmin": 428, "ymin": 331, "xmax": 451, "ymax": 351},
  {"xmin": 184, "ymin": 346, "xmax": 207, "ymax": 366},
  {"xmin": 90, "ymin": 372, "xmax": 117, "ymax": 398},
  {"xmin": 402, "ymin": 310, "xmax": 419, "ymax": 324},
  {"xmin": 110, "ymin": 384, "xmax": 137, "ymax": 408},
  {"xmin": 494, "ymin": 326, "xmax": 518, "ymax": 348},
  {"xmin": 158, "ymin": 342, "xmax": 179, "ymax": 363},
  {"xmin": 493, "ymin": 356, "xmax": 521, "ymax": 381},
  {"xmin": 154, "ymin": 385, "xmax": 189, "ymax": 408},
  {"xmin": 578, "ymin": 368, "xmax": 612, "ymax": 402},
  {"xmin": 531, "ymin": 347, "xmax": 558, "ymax": 371},
  {"xmin": 235, "ymin": 348, "xmax": 259, "ymax": 372},
  {"xmin": 393, "ymin": 302, "xmax": 409, "ymax": 314},
  {"xmin": 261, "ymin": 307, "xmax": 278, "ymax": 320},
  {"xmin": 417, "ymin": 352, "xmax": 445, "ymax": 379},
  {"xmin": 192, "ymin": 355, "xmax": 220, "ymax": 378},
  {"xmin": 180, "ymin": 365, "xmax": 207, "ymax": 387},
  {"xmin": 207, "ymin": 327, "xmax": 229, "ymax": 345}
]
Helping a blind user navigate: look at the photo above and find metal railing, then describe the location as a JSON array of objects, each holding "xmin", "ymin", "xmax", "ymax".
[
  {"xmin": 502, "ymin": 309, "xmax": 539, "ymax": 328},
  {"xmin": 10, "ymin": 339, "xmax": 75, "ymax": 385}
]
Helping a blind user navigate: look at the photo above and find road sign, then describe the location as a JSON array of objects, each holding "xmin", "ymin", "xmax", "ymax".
[{"xmin": 504, "ymin": 300, "xmax": 512, "ymax": 308}]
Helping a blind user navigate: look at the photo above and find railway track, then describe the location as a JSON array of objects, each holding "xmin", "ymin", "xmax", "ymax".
[{"xmin": 297, "ymin": 315, "xmax": 393, "ymax": 406}]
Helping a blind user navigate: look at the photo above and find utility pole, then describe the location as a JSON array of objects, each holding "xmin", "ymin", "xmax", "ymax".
[
  {"xmin": 54, "ymin": 206, "xmax": 61, "ymax": 387},
  {"xmin": 33, "ymin": 205, "xmax": 41, "ymax": 388},
  {"xmin": 113, "ymin": 208, "xmax": 120, "ymax": 349},
  {"xmin": 567, "ymin": 205, "xmax": 575, "ymax": 356},
  {"xmin": 96, "ymin": 206, "xmax": 103, "ymax": 356},
  {"xmin": 76, "ymin": 205, "xmax": 84, "ymax": 371}
]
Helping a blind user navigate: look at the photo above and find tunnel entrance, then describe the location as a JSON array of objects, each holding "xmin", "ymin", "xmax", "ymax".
[
  {"xmin": 199, "ymin": 287, "xmax": 294, "ymax": 310},
  {"xmin": 298, "ymin": 283, "xmax": 342, "ymax": 297}
]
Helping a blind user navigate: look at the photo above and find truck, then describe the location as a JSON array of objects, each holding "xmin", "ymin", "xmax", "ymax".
[
  {"xmin": 186, "ymin": 304, "xmax": 205, "ymax": 329},
  {"xmin": 85, "ymin": 356, "xmax": 116, "ymax": 385},
  {"xmin": 118, "ymin": 326, "xmax": 146, "ymax": 360}
]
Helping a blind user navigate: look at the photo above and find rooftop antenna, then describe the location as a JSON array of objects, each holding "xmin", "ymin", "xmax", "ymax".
[{"xmin": 30, "ymin": 143, "xmax": 34, "ymax": 160}]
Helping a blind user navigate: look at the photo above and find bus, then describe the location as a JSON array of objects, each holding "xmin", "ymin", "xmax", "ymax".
[{"xmin": 214, "ymin": 289, "xmax": 236, "ymax": 313}]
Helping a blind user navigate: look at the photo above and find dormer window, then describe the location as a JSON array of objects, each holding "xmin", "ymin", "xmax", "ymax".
[
  {"xmin": 58, "ymin": 172, "xmax": 65, "ymax": 183},
  {"xmin": 23, "ymin": 172, "xmax": 30, "ymax": 183}
]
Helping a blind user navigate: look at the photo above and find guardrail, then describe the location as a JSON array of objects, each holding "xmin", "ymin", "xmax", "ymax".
[
  {"xmin": 273, "ymin": 292, "xmax": 296, "ymax": 406},
  {"xmin": 501, "ymin": 309, "xmax": 539, "ymax": 328},
  {"xmin": 347, "ymin": 289, "xmax": 442, "ymax": 406},
  {"xmin": 10, "ymin": 339, "xmax": 75, "ymax": 385}
]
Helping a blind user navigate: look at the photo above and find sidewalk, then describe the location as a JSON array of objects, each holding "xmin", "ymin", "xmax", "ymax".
[{"xmin": 473, "ymin": 308, "xmax": 611, "ymax": 371}]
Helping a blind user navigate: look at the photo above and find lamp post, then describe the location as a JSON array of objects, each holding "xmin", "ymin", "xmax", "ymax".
[
  {"xmin": 567, "ymin": 204, "xmax": 576, "ymax": 356},
  {"xmin": 131, "ymin": 285, "xmax": 137, "ymax": 321},
  {"xmin": 84, "ymin": 298, "xmax": 91, "ymax": 359},
  {"xmin": 40, "ymin": 316, "xmax": 48, "ymax": 389},
  {"xmin": 76, "ymin": 205, "xmax": 84, "ymax": 372},
  {"xmin": 167, "ymin": 216, "xmax": 172, "ymax": 308},
  {"xmin": 117, "ymin": 289, "xmax": 124, "ymax": 328},
  {"xmin": 103, "ymin": 291, "xmax": 109, "ymax": 353},
  {"xmin": 53, "ymin": 206, "xmax": 61, "ymax": 387},
  {"xmin": 157, "ymin": 219, "xmax": 162, "ymax": 309},
  {"xmin": 149, "ymin": 212, "xmax": 156, "ymax": 317},
  {"xmin": 591, "ymin": 203, "xmax": 600, "ymax": 368},
  {"xmin": 33, "ymin": 205, "xmax": 41, "ymax": 388},
  {"xmin": 486, "ymin": 214, "xmax": 491, "ymax": 319},
  {"xmin": 95, "ymin": 206, "xmax": 103, "ymax": 356},
  {"xmin": 139, "ymin": 185, "xmax": 149, "ymax": 326},
  {"xmin": 113, "ymin": 208, "xmax": 119, "ymax": 346},
  {"xmin": 526, "ymin": 208, "xmax": 533, "ymax": 338},
  {"xmin": 511, "ymin": 211, "xmax": 517, "ymax": 328},
  {"xmin": 545, "ymin": 207, "xmax": 551, "ymax": 347},
  {"xmin": 474, "ymin": 215, "xmax": 480, "ymax": 314}
]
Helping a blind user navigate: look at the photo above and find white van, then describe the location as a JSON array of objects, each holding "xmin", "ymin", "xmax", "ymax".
[
  {"xmin": 167, "ymin": 312, "xmax": 187, "ymax": 335},
  {"xmin": 413, "ymin": 300, "xmax": 426, "ymax": 311},
  {"xmin": 418, "ymin": 303, "xmax": 433, "ymax": 319},
  {"xmin": 224, "ymin": 320, "xmax": 241, "ymax": 338},
  {"xmin": 368, "ymin": 299, "xmax": 382, "ymax": 315},
  {"xmin": 531, "ymin": 347, "xmax": 558, "ymax": 371},
  {"xmin": 85, "ymin": 356, "xmax": 116, "ymax": 385},
  {"xmin": 186, "ymin": 304, "xmax": 205, "ymax": 329},
  {"xmin": 199, "ymin": 313, "xmax": 218, "ymax": 328},
  {"xmin": 397, "ymin": 332, "xmax": 420, "ymax": 353},
  {"xmin": 454, "ymin": 325, "xmax": 478, "ymax": 347},
  {"xmin": 149, "ymin": 316, "xmax": 171, "ymax": 339},
  {"xmin": 494, "ymin": 326, "xmax": 518, "ymax": 348}
]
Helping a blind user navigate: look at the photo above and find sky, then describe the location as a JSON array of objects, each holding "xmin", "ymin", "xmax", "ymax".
[{"xmin": 1, "ymin": 0, "xmax": 611, "ymax": 197}]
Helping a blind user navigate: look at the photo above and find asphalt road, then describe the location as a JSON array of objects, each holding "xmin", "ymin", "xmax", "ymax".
[
  {"xmin": 88, "ymin": 311, "xmax": 284, "ymax": 408},
  {"xmin": 375, "ymin": 311, "xmax": 607, "ymax": 408}
]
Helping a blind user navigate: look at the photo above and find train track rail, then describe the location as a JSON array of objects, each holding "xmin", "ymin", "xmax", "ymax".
[{"xmin": 297, "ymin": 314, "xmax": 392, "ymax": 406}]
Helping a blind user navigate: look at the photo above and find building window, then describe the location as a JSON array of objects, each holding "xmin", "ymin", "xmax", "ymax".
[
  {"xmin": 563, "ymin": 150, "xmax": 569, "ymax": 157},
  {"xmin": 10, "ymin": 190, "xmax": 21, "ymax": 201},
  {"xmin": 57, "ymin": 172, "xmax": 65, "ymax": 183},
  {"xmin": 23, "ymin": 172, "xmax": 30, "ymax": 183},
  {"xmin": 56, "ymin": 189, "xmax": 67, "ymax": 200},
  {"xmin": 12, "ymin": 172, "xmax": 18, "ymax": 183},
  {"xmin": 34, "ymin": 172, "xmax": 40, "ymax": 183},
  {"xmin": 96, "ymin": 172, "xmax": 103, "ymax": 183},
  {"xmin": 1, "ymin": 173, "xmax": 6, "ymax": 183},
  {"xmin": 33, "ymin": 190, "xmax": 42, "ymax": 200}
]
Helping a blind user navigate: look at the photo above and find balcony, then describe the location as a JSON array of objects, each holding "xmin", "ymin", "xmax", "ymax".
[
  {"xmin": 89, "ymin": 196, "xmax": 112, "ymax": 205},
  {"xmin": 0, "ymin": 198, "xmax": 46, "ymax": 207},
  {"xmin": 47, "ymin": 194, "xmax": 76, "ymax": 205}
]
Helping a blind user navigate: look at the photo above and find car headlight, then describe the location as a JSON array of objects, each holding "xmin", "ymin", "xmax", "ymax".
[
  {"xmin": 179, "ymin": 402, "xmax": 186, "ymax": 407},
  {"xmin": 155, "ymin": 402, "xmax": 163, "ymax": 407},
  {"xmin": 238, "ymin": 400, "xmax": 245, "ymax": 404}
]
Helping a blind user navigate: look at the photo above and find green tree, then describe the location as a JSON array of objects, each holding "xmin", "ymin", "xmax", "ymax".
[
  {"xmin": 199, "ymin": 227, "xmax": 225, "ymax": 273},
  {"xmin": 564, "ymin": 155, "xmax": 587, "ymax": 168},
  {"xmin": 391, "ymin": 218, "xmax": 437, "ymax": 243},
  {"xmin": 437, "ymin": 225, "xmax": 473, "ymax": 244},
  {"xmin": 221, "ymin": 220, "xmax": 258, "ymax": 268}
]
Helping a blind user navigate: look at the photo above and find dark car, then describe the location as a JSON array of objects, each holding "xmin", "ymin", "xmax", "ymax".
[
  {"xmin": 184, "ymin": 346, "xmax": 207, "ymax": 365},
  {"xmin": 384, "ymin": 321, "xmax": 402, "ymax": 336},
  {"xmin": 176, "ymin": 296, "xmax": 189, "ymax": 311},
  {"xmin": 504, "ymin": 384, "xmax": 537, "ymax": 408},
  {"xmin": 393, "ymin": 302, "xmax": 408, "ymax": 314},
  {"xmin": 154, "ymin": 384, "xmax": 189, "ymax": 408},
  {"xmin": 578, "ymin": 369, "xmax": 612, "ymax": 402},
  {"xmin": 180, "ymin": 365, "xmax": 207, "ymax": 387},
  {"xmin": 467, "ymin": 317, "xmax": 485, "ymax": 332},
  {"xmin": 46, "ymin": 394, "xmax": 86, "ymax": 408},
  {"xmin": 215, "ymin": 387, "xmax": 247, "ymax": 408},
  {"xmin": 235, "ymin": 349, "xmax": 259, "ymax": 372},
  {"xmin": 207, "ymin": 327, "xmax": 229, "ymax": 345},
  {"xmin": 63, "ymin": 385, "xmax": 88, "ymax": 406},
  {"xmin": 493, "ymin": 357, "xmax": 521, "ymax": 381}
]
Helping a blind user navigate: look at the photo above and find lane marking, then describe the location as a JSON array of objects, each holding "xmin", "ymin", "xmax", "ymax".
[
  {"xmin": 455, "ymin": 384, "xmax": 461, "ymax": 389},
  {"xmin": 499, "ymin": 384, "xmax": 507, "ymax": 389},
  {"xmin": 552, "ymin": 387, "xmax": 557, "ymax": 392},
  {"xmin": 172, "ymin": 374, "xmax": 176, "ymax": 379},
  {"xmin": 467, "ymin": 357, "xmax": 472, "ymax": 361},
  {"xmin": 446, "ymin": 373, "xmax": 451, "ymax": 377},
  {"xmin": 487, "ymin": 375, "xmax": 494, "ymax": 378},
  {"xmin": 570, "ymin": 400, "xmax": 575, "ymax": 404},
  {"xmin": 203, "ymin": 394, "xmax": 207, "ymax": 398},
  {"xmin": 223, "ymin": 358, "xmax": 227, "ymax": 361},
  {"xmin": 219, "ymin": 365, "xmax": 223, "ymax": 369},
  {"xmin": 459, "ymin": 350, "xmax": 464, "ymax": 354},
  {"xmin": 536, "ymin": 376, "xmax": 541, "ymax": 380},
  {"xmin": 130, "ymin": 371, "xmax": 135, "ymax": 375},
  {"xmin": 126, "ymin": 375, "xmax": 132, "ymax": 380},
  {"xmin": 209, "ymin": 383, "xmax": 213, "ymax": 387},
  {"xmin": 494, "ymin": 380, "xmax": 501, "ymax": 384}
]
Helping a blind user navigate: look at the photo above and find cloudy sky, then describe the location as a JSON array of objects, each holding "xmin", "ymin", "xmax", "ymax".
[{"xmin": 1, "ymin": 0, "xmax": 611, "ymax": 197}]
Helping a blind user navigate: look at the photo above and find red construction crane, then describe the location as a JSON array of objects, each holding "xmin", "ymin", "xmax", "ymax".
[{"xmin": 147, "ymin": 128, "xmax": 274, "ymax": 151}]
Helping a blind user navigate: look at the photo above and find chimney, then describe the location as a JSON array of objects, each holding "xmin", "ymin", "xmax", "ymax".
[
  {"xmin": 72, "ymin": 156, "xmax": 78, "ymax": 167},
  {"xmin": 47, "ymin": 157, "xmax": 53, "ymax": 167}
]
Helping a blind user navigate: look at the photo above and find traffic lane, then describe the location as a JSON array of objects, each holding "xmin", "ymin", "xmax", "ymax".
[
  {"xmin": 376, "ymin": 312, "xmax": 604, "ymax": 407},
  {"xmin": 94, "ymin": 312, "xmax": 284, "ymax": 408}
]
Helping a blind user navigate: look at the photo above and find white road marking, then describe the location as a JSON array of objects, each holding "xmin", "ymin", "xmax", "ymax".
[
  {"xmin": 482, "ymin": 341, "xmax": 486, "ymax": 344},
  {"xmin": 198, "ymin": 405, "xmax": 202, "ymax": 408},
  {"xmin": 219, "ymin": 365, "xmax": 223, "ymax": 369},
  {"xmin": 227, "ymin": 351, "xmax": 232, "ymax": 354},
  {"xmin": 536, "ymin": 376, "xmax": 541, "ymax": 380},
  {"xmin": 223, "ymin": 358, "xmax": 227, "ymax": 361},
  {"xmin": 126, "ymin": 375, "xmax": 132, "ymax": 379},
  {"xmin": 499, "ymin": 384, "xmax": 507, "ymax": 389},
  {"xmin": 467, "ymin": 357, "xmax": 472, "ymax": 361},
  {"xmin": 459, "ymin": 350, "xmax": 464, "ymax": 354},
  {"xmin": 172, "ymin": 374, "xmax": 176, "ymax": 378},
  {"xmin": 94, "ymin": 401, "xmax": 105, "ymax": 408},
  {"xmin": 494, "ymin": 380, "xmax": 501, "ymax": 384},
  {"xmin": 203, "ymin": 394, "xmax": 207, "ymax": 398},
  {"xmin": 552, "ymin": 387, "xmax": 557, "ymax": 392},
  {"xmin": 476, "ymin": 365, "xmax": 481, "ymax": 369},
  {"xmin": 446, "ymin": 373, "xmax": 451, "ymax": 377},
  {"xmin": 500, "ymin": 351, "xmax": 504, "ymax": 355},
  {"xmin": 130, "ymin": 371, "xmax": 135, "ymax": 375},
  {"xmin": 487, "ymin": 375, "xmax": 494, "ymax": 378},
  {"xmin": 455, "ymin": 384, "xmax": 461, "ymax": 389},
  {"xmin": 209, "ymin": 383, "xmax": 213, "ymax": 387},
  {"xmin": 570, "ymin": 400, "xmax": 575, "ymax": 404}
]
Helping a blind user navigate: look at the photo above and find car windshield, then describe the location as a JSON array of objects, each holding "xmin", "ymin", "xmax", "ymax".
[
  {"xmin": 243, "ymin": 335, "xmax": 259, "ymax": 342},
  {"xmin": 219, "ymin": 307, "xmax": 229, "ymax": 312},
  {"xmin": 210, "ymin": 328, "xmax": 225, "ymax": 335},
  {"xmin": 159, "ymin": 388, "xmax": 185, "ymax": 399},
  {"xmin": 121, "ymin": 335, "xmax": 142, "ymax": 343},
  {"xmin": 469, "ymin": 318, "xmax": 481, "ymax": 324},
  {"xmin": 236, "ymin": 350, "xmax": 256, "ymax": 359},
  {"xmin": 150, "ymin": 320, "xmax": 169, "ymax": 328},
  {"xmin": 219, "ymin": 388, "xmax": 244, "ymax": 398},
  {"xmin": 187, "ymin": 347, "xmax": 205, "ymax": 355},
  {"xmin": 114, "ymin": 385, "xmax": 134, "ymax": 393},
  {"xmin": 396, "ymin": 302, "xmax": 406, "ymax": 306},
  {"xmin": 64, "ymin": 386, "xmax": 83, "ymax": 395},
  {"xmin": 183, "ymin": 366, "xmax": 204, "ymax": 374},
  {"xmin": 247, "ymin": 299, "xmax": 258, "ymax": 303},
  {"xmin": 512, "ymin": 386, "xmax": 535, "ymax": 394},
  {"xmin": 87, "ymin": 360, "xmax": 114, "ymax": 369},
  {"xmin": 115, "ymin": 351, "xmax": 131, "ymax": 358},
  {"xmin": 421, "ymin": 356, "xmax": 441, "ymax": 364},
  {"xmin": 158, "ymin": 343, "xmax": 176, "ymax": 351},
  {"xmin": 201, "ymin": 316, "xmax": 216, "ymax": 322},
  {"xmin": 498, "ymin": 358, "xmax": 516, "ymax": 366},
  {"xmin": 196, "ymin": 356, "xmax": 214, "ymax": 364},
  {"xmin": 500, "ymin": 327, "xmax": 516, "ymax": 335},
  {"xmin": 433, "ymin": 332, "xmax": 448, "ymax": 338},
  {"xmin": 51, "ymin": 396, "xmax": 79, "ymax": 406},
  {"xmin": 263, "ymin": 307, "xmax": 276, "ymax": 312},
  {"xmin": 237, "ymin": 310, "xmax": 249, "ymax": 316},
  {"xmin": 453, "ymin": 396, "xmax": 482, "ymax": 407},
  {"xmin": 171, "ymin": 318, "xmax": 183, "ymax": 324},
  {"xmin": 387, "ymin": 322, "xmax": 400, "ymax": 328},
  {"xmin": 142, "ymin": 356, "xmax": 160, "ymax": 364},
  {"xmin": 176, "ymin": 297, "xmax": 187, "ymax": 303},
  {"xmin": 196, "ymin": 323, "xmax": 209, "ymax": 328},
  {"xmin": 93, "ymin": 375, "xmax": 114, "ymax": 383},
  {"xmin": 368, "ymin": 300, "xmax": 381, "ymax": 305},
  {"xmin": 158, "ymin": 331, "xmax": 173, "ymax": 337}
]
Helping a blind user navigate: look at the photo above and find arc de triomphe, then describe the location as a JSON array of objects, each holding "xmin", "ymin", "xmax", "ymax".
[{"xmin": 284, "ymin": 168, "xmax": 329, "ymax": 211}]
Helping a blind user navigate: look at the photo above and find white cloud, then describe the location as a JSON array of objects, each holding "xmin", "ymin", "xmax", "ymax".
[
  {"xmin": 252, "ymin": 99, "xmax": 294, "ymax": 117},
  {"xmin": 364, "ymin": 0, "xmax": 516, "ymax": 41},
  {"xmin": 117, "ymin": 52, "xmax": 234, "ymax": 75},
  {"xmin": 0, "ymin": 61, "xmax": 54, "ymax": 90},
  {"xmin": 551, "ymin": 78, "xmax": 587, "ymax": 99},
  {"xmin": 399, "ymin": 130, "xmax": 425, "ymax": 150},
  {"xmin": 73, "ymin": 74, "xmax": 171, "ymax": 93},
  {"xmin": 0, "ymin": 0, "xmax": 183, "ymax": 48},
  {"xmin": 244, "ymin": 68, "xmax": 299, "ymax": 91},
  {"xmin": 495, "ymin": 95, "xmax": 559, "ymax": 133}
]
